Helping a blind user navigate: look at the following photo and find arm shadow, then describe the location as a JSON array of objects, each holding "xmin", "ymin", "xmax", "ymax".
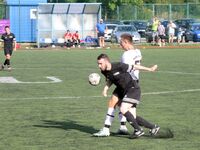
[{"xmin": 33, "ymin": 119, "xmax": 98, "ymax": 134}]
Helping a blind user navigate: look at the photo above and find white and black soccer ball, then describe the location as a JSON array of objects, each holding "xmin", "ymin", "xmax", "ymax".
[{"xmin": 88, "ymin": 73, "xmax": 101, "ymax": 86}]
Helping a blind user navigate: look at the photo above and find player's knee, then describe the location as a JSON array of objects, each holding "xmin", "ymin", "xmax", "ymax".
[
  {"xmin": 6, "ymin": 55, "xmax": 11, "ymax": 59},
  {"xmin": 108, "ymin": 99, "xmax": 117, "ymax": 107},
  {"xmin": 120, "ymin": 106, "xmax": 128, "ymax": 115}
]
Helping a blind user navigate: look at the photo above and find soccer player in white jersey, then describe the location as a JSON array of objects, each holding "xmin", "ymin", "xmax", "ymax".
[
  {"xmin": 118, "ymin": 34, "xmax": 142, "ymax": 134},
  {"xmin": 93, "ymin": 33, "xmax": 160, "ymax": 137}
]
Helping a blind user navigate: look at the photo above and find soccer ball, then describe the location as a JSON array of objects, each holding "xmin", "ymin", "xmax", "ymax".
[{"xmin": 88, "ymin": 73, "xmax": 101, "ymax": 86}]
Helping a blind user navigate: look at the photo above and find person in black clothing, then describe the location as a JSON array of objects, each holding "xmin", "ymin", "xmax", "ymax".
[
  {"xmin": 0, "ymin": 26, "xmax": 16, "ymax": 71},
  {"xmin": 96, "ymin": 53, "xmax": 160, "ymax": 139}
]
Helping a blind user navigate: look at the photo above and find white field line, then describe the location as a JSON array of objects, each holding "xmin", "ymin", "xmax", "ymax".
[
  {"xmin": 157, "ymin": 71, "xmax": 200, "ymax": 75},
  {"xmin": 0, "ymin": 88, "xmax": 200, "ymax": 101},
  {"xmin": 12, "ymin": 68, "xmax": 200, "ymax": 76},
  {"xmin": 0, "ymin": 76, "xmax": 62, "ymax": 84}
]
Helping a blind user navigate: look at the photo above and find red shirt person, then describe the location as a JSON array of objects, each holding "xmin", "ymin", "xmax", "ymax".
[
  {"xmin": 64, "ymin": 30, "xmax": 73, "ymax": 47},
  {"xmin": 72, "ymin": 31, "xmax": 81, "ymax": 47}
]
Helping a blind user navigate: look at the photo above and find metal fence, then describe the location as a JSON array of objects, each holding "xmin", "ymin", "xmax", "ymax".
[{"xmin": 103, "ymin": 3, "xmax": 200, "ymax": 21}]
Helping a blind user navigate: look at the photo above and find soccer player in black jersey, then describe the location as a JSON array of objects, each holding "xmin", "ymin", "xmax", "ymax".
[
  {"xmin": 95, "ymin": 53, "xmax": 159, "ymax": 139},
  {"xmin": 0, "ymin": 26, "xmax": 16, "ymax": 71}
]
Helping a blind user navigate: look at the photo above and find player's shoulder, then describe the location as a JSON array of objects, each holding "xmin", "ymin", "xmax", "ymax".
[
  {"xmin": 123, "ymin": 49, "xmax": 141, "ymax": 55},
  {"xmin": 112, "ymin": 62, "xmax": 126, "ymax": 68},
  {"xmin": 10, "ymin": 33, "xmax": 15, "ymax": 37}
]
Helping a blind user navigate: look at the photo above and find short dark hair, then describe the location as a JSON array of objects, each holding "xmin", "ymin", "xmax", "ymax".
[
  {"xmin": 5, "ymin": 26, "xmax": 10, "ymax": 29},
  {"xmin": 120, "ymin": 33, "xmax": 133, "ymax": 43},
  {"xmin": 97, "ymin": 53, "xmax": 110, "ymax": 61}
]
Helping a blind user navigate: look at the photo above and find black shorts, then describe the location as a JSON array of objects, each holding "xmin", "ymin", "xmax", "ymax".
[
  {"xmin": 158, "ymin": 35, "xmax": 165, "ymax": 40},
  {"xmin": 4, "ymin": 47, "xmax": 13, "ymax": 56},
  {"xmin": 98, "ymin": 32, "xmax": 105, "ymax": 38},
  {"xmin": 113, "ymin": 86, "xmax": 141, "ymax": 105}
]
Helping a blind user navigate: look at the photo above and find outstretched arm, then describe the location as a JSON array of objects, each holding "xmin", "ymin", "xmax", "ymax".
[{"xmin": 134, "ymin": 64, "xmax": 158, "ymax": 72}]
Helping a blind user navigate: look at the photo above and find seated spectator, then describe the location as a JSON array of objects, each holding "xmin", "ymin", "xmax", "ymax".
[
  {"xmin": 64, "ymin": 30, "xmax": 73, "ymax": 47},
  {"xmin": 72, "ymin": 31, "xmax": 81, "ymax": 48}
]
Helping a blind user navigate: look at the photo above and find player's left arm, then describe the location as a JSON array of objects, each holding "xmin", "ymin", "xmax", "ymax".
[{"xmin": 134, "ymin": 64, "xmax": 158, "ymax": 72}]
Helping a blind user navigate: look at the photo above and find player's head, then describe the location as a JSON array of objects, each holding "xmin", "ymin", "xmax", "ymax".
[
  {"xmin": 120, "ymin": 33, "xmax": 133, "ymax": 50},
  {"xmin": 5, "ymin": 26, "xmax": 10, "ymax": 33},
  {"xmin": 97, "ymin": 53, "xmax": 110, "ymax": 71}
]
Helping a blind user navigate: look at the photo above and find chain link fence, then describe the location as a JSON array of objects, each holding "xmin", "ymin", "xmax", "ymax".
[{"xmin": 103, "ymin": 3, "xmax": 200, "ymax": 21}]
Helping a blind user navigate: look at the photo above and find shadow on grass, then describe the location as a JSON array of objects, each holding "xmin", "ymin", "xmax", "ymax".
[
  {"xmin": 33, "ymin": 119, "xmax": 98, "ymax": 134},
  {"xmin": 112, "ymin": 127, "xmax": 174, "ymax": 139},
  {"xmin": 150, "ymin": 127, "xmax": 174, "ymax": 139}
]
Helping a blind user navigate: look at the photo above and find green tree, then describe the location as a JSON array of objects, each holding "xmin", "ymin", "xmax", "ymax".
[
  {"xmin": 143, "ymin": 0, "xmax": 185, "ymax": 3},
  {"xmin": 96, "ymin": 0, "xmax": 143, "ymax": 20}
]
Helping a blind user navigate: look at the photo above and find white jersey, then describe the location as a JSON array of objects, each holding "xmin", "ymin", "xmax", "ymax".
[{"xmin": 121, "ymin": 49, "xmax": 142, "ymax": 80}]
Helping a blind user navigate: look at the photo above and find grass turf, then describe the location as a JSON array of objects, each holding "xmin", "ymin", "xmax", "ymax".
[{"xmin": 0, "ymin": 48, "xmax": 199, "ymax": 150}]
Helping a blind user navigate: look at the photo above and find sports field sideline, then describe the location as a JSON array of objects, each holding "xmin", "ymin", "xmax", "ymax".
[{"xmin": 0, "ymin": 48, "xmax": 199, "ymax": 150}]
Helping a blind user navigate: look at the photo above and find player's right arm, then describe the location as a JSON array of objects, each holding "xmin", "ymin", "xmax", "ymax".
[{"xmin": 102, "ymin": 80, "xmax": 112, "ymax": 97}]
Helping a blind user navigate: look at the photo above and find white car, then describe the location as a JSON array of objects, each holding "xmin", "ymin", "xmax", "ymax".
[
  {"xmin": 111, "ymin": 25, "xmax": 141, "ymax": 43},
  {"xmin": 105, "ymin": 24, "xmax": 118, "ymax": 42}
]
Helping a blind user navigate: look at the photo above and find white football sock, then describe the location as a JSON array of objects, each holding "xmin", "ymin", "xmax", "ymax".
[{"xmin": 104, "ymin": 108, "xmax": 115, "ymax": 126}]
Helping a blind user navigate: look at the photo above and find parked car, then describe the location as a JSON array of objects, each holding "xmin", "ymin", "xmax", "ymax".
[
  {"xmin": 174, "ymin": 18, "xmax": 198, "ymax": 30},
  {"xmin": 184, "ymin": 23, "xmax": 200, "ymax": 42},
  {"xmin": 110, "ymin": 25, "xmax": 141, "ymax": 43},
  {"xmin": 104, "ymin": 20, "xmax": 123, "ymax": 25},
  {"xmin": 131, "ymin": 21, "xmax": 148, "ymax": 37},
  {"xmin": 104, "ymin": 24, "xmax": 118, "ymax": 42},
  {"xmin": 121, "ymin": 20, "xmax": 148, "ymax": 37}
]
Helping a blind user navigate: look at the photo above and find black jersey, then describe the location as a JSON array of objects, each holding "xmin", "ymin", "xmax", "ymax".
[
  {"xmin": 1, "ymin": 33, "xmax": 15, "ymax": 50},
  {"xmin": 101, "ymin": 62, "xmax": 139, "ymax": 91}
]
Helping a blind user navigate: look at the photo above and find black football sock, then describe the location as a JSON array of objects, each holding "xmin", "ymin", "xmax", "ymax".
[
  {"xmin": 4, "ymin": 59, "xmax": 8, "ymax": 66},
  {"xmin": 136, "ymin": 116, "xmax": 155, "ymax": 129},
  {"xmin": 7, "ymin": 59, "xmax": 10, "ymax": 66},
  {"xmin": 124, "ymin": 111, "xmax": 141, "ymax": 130},
  {"xmin": 104, "ymin": 124, "xmax": 110, "ymax": 128},
  {"xmin": 121, "ymin": 122, "xmax": 126, "ymax": 125}
]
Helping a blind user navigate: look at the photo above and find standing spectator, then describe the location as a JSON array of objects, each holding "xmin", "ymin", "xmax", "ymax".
[
  {"xmin": 0, "ymin": 26, "xmax": 16, "ymax": 71},
  {"xmin": 72, "ymin": 31, "xmax": 81, "ymax": 48},
  {"xmin": 167, "ymin": 21, "xmax": 176, "ymax": 43},
  {"xmin": 177, "ymin": 27, "xmax": 184, "ymax": 44},
  {"xmin": 96, "ymin": 19, "xmax": 107, "ymax": 48},
  {"xmin": 64, "ymin": 30, "xmax": 73, "ymax": 48},
  {"xmin": 157, "ymin": 21, "xmax": 166, "ymax": 47},
  {"xmin": 151, "ymin": 16, "xmax": 159, "ymax": 45}
]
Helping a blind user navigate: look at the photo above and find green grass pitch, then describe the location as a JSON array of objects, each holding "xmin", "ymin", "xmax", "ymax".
[{"xmin": 0, "ymin": 48, "xmax": 199, "ymax": 150}]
